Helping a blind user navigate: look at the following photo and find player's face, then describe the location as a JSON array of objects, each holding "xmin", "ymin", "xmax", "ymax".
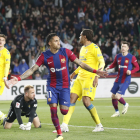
[
  {"xmin": 0, "ymin": 37, "xmax": 5, "ymax": 47},
  {"xmin": 27, "ymin": 88, "xmax": 35, "ymax": 100},
  {"xmin": 79, "ymin": 31, "xmax": 86, "ymax": 44},
  {"xmin": 121, "ymin": 44, "xmax": 129, "ymax": 53},
  {"xmin": 49, "ymin": 36, "xmax": 60, "ymax": 50}
]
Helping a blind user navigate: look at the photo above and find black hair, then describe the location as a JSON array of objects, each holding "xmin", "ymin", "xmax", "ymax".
[
  {"xmin": 82, "ymin": 29, "xmax": 93, "ymax": 42},
  {"xmin": 121, "ymin": 41, "xmax": 129, "ymax": 47},
  {"xmin": 46, "ymin": 33, "xmax": 57, "ymax": 46}
]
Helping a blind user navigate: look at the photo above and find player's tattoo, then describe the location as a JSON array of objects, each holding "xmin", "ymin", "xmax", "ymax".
[
  {"xmin": 20, "ymin": 64, "xmax": 39, "ymax": 80},
  {"xmin": 73, "ymin": 58, "xmax": 93, "ymax": 73}
]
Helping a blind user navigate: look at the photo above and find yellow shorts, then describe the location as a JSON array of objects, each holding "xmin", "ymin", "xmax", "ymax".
[
  {"xmin": 71, "ymin": 77, "xmax": 96, "ymax": 101},
  {"xmin": 0, "ymin": 81, "xmax": 5, "ymax": 95}
]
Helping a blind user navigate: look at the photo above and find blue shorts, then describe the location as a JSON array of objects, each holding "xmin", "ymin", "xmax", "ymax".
[
  {"xmin": 111, "ymin": 82, "xmax": 130, "ymax": 95},
  {"xmin": 47, "ymin": 87, "xmax": 70, "ymax": 107}
]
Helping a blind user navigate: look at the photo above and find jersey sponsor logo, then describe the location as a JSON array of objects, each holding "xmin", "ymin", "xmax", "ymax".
[
  {"xmin": 34, "ymin": 104, "xmax": 37, "ymax": 107},
  {"xmin": 56, "ymin": 66, "xmax": 66, "ymax": 71},
  {"xmin": 61, "ymin": 58, "xmax": 65, "ymax": 63},
  {"xmin": 48, "ymin": 62, "xmax": 53, "ymax": 64},
  {"xmin": 119, "ymin": 65, "xmax": 127, "ymax": 68},
  {"xmin": 125, "ymin": 60, "xmax": 129, "ymax": 63},
  {"xmin": 50, "ymin": 67, "xmax": 66, "ymax": 72},
  {"xmin": 6, "ymin": 59, "xmax": 10, "ymax": 61},
  {"xmin": 50, "ymin": 68, "xmax": 55, "ymax": 72},
  {"xmin": 15, "ymin": 102, "xmax": 20, "ymax": 108}
]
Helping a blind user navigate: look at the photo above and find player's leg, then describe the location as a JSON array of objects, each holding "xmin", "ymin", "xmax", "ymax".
[
  {"xmin": 116, "ymin": 82, "xmax": 130, "ymax": 114},
  {"xmin": 82, "ymin": 78, "xmax": 103, "ymax": 132},
  {"xmin": 4, "ymin": 106, "xmax": 16, "ymax": 129},
  {"xmin": 111, "ymin": 82, "xmax": 120, "ymax": 117},
  {"xmin": 62, "ymin": 79, "xmax": 82, "ymax": 131},
  {"xmin": 47, "ymin": 87, "xmax": 63, "ymax": 139},
  {"xmin": 32, "ymin": 112, "xmax": 41, "ymax": 128}
]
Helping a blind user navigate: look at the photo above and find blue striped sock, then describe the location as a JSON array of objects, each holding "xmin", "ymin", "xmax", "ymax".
[{"xmin": 86, "ymin": 104, "xmax": 94, "ymax": 110}]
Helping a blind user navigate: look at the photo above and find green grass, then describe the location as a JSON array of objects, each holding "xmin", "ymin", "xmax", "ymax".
[{"xmin": 0, "ymin": 98, "xmax": 140, "ymax": 140}]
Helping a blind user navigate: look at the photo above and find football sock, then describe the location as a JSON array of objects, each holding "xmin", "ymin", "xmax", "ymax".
[
  {"xmin": 112, "ymin": 99, "xmax": 119, "ymax": 111},
  {"xmin": 86, "ymin": 104, "xmax": 101, "ymax": 125},
  {"xmin": 63, "ymin": 103, "xmax": 75, "ymax": 125},
  {"xmin": 50, "ymin": 107, "xmax": 62, "ymax": 135},
  {"xmin": 60, "ymin": 109, "xmax": 68, "ymax": 115},
  {"xmin": 118, "ymin": 97, "xmax": 126, "ymax": 105}
]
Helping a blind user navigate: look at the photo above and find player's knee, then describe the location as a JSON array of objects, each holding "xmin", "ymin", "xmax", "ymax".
[
  {"xmin": 60, "ymin": 109, "xmax": 69, "ymax": 115},
  {"xmin": 82, "ymin": 96, "xmax": 91, "ymax": 107}
]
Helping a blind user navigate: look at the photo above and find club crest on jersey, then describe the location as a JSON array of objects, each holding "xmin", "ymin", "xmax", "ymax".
[
  {"xmin": 48, "ymin": 98, "xmax": 51, "ymax": 102},
  {"xmin": 0, "ymin": 53, "xmax": 1, "ymax": 56},
  {"xmin": 125, "ymin": 60, "xmax": 129, "ymax": 63},
  {"xmin": 61, "ymin": 58, "xmax": 65, "ymax": 63},
  {"xmin": 28, "ymin": 105, "xmax": 30, "ymax": 108},
  {"xmin": 85, "ymin": 50, "xmax": 88, "ymax": 53}
]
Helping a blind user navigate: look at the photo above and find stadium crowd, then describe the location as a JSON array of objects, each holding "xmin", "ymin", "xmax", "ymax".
[{"xmin": 0, "ymin": 0, "xmax": 140, "ymax": 79}]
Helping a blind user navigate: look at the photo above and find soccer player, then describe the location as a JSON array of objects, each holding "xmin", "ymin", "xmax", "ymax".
[
  {"xmin": 5, "ymin": 33, "xmax": 107, "ymax": 140},
  {"xmin": 2, "ymin": 85, "xmax": 41, "ymax": 130},
  {"xmin": 105, "ymin": 41, "xmax": 139, "ymax": 117},
  {"xmin": 0, "ymin": 34, "xmax": 10, "ymax": 123},
  {"xmin": 54, "ymin": 29, "xmax": 105, "ymax": 133}
]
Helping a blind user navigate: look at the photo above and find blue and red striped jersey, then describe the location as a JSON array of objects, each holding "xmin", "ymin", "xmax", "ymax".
[
  {"xmin": 36, "ymin": 48, "xmax": 77, "ymax": 88},
  {"xmin": 109, "ymin": 53, "xmax": 139, "ymax": 83}
]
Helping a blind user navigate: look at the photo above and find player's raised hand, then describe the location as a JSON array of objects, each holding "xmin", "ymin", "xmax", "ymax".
[
  {"xmin": 96, "ymin": 68, "xmax": 108, "ymax": 77},
  {"xmin": 126, "ymin": 70, "xmax": 131, "ymax": 75},
  {"xmin": 5, "ymin": 76, "xmax": 19, "ymax": 89},
  {"xmin": 3, "ymin": 77, "xmax": 13, "ymax": 89},
  {"xmin": 70, "ymin": 72, "xmax": 76, "ymax": 81}
]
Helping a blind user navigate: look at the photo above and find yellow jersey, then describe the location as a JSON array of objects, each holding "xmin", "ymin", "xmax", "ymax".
[
  {"xmin": 76, "ymin": 43, "xmax": 104, "ymax": 79},
  {"xmin": 0, "ymin": 48, "xmax": 10, "ymax": 81}
]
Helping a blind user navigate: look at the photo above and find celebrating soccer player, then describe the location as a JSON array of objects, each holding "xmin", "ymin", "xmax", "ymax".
[
  {"xmin": 105, "ymin": 41, "xmax": 139, "ymax": 117},
  {"xmin": 5, "ymin": 33, "xmax": 108, "ymax": 140},
  {"xmin": 1, "ymin": 85, "xmax": 41, "ymax": 130},
  {"xmin": 0, "ymin": 34, "xmax": 11, "ymax": 123},
  {"xmin": 54, "ymin": 29, "xmax": 105, "ymax": 133}
]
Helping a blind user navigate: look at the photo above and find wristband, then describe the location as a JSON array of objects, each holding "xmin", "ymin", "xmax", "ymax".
[
  {"xmin": 93, "ymin": 69, "xmax": 97, "ymax": 73},
  {"xmin": 17, "ymin": 77, "xmax": 21, "ymax": 81}
]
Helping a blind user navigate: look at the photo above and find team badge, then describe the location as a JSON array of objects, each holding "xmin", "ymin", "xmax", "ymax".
[
  {"xmin": 48, "ymin": 98, "xmax": 51, "ymax": 102},
  {"xmin": 0, "ymin": 53, "xmax": 1, "ymax": 56},
  {"xmin": 125, "ymin": 60, "xmax": 129, "ymax": 63},
  {"xmin": 28, "ymin": 105, "xmax": 30, "ymax": 108},
  {"xmin": 61, "ymin": 58, "xmax": 65, "ymax": 63},
  {"xmin": 85, "ymin": 50, "xmax": 88, "ymax": 53}
]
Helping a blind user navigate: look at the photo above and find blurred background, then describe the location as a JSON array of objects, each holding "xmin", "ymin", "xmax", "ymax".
[{"xmin": 1, "ymin": 0, "xmax": 140, "ymax": 80}]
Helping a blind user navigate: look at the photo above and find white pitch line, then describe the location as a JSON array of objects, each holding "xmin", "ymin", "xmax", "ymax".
[
  {"xmin": 104, "ymin": 106, "xmax": 140, "ymax": 107},
  {"xmin": 13, "ymin": 123, "xmax": 140, "ymax": 131}
]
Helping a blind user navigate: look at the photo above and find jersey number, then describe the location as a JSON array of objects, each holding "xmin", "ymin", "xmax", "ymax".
[{"xmin": 48, "ymin": 91, "xmax": 52, "ymax": 98}]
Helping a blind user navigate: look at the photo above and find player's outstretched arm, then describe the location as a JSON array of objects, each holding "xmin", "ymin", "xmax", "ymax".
[
  {"xmin": 5, "ymin": 64, "xmax": 39, "ymax": 89},
  {"xmin": 73, "ymin": 58, "xmax": 108, "ymax": 77}
]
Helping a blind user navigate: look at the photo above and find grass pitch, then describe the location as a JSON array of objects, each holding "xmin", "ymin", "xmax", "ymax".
[{"xmin": 0, "ymin": 98, "xmax": 140, "ymax": 140}]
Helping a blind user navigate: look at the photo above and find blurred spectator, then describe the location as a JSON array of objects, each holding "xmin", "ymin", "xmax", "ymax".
[
  {"xmin": 60, "ymin": 39, "xmax": 73, "ymax": 50},
  {"xmin": 18, "ymin": 59, "xmax": 29, "ymax": 74}
]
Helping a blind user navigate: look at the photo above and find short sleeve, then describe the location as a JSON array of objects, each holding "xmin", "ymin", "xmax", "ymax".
[
  {"xmin": 93, "ymin": 45, "xmax": 103, "ymax": 61},
  {"xmin": 65, "ymin": 48, "xmax": 77, "ymax": 62},
  {"xmin": 36, "ymin": 53, "xmax": 44, "ymax": 66},
  {"xmin": 4, "ymin": 50, "xmax": 11, "ymax": 64}
]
